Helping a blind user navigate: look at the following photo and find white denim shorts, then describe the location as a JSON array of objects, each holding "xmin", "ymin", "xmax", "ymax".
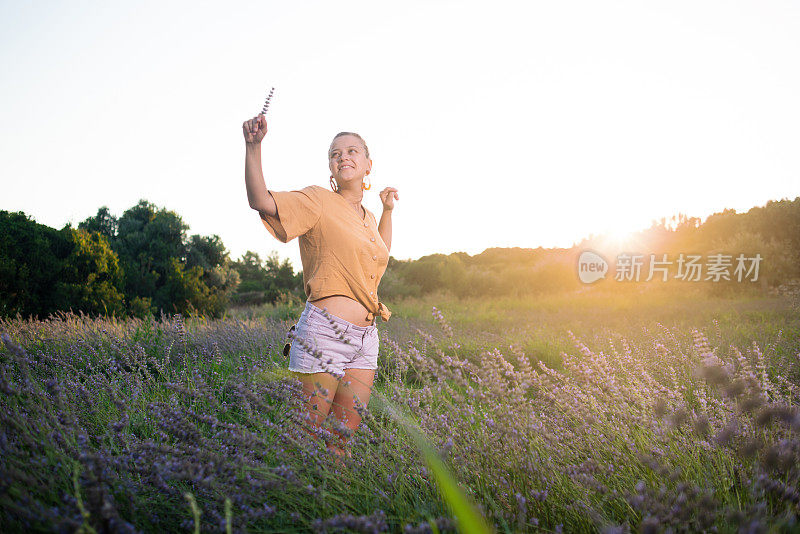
[{"xmin": 285, "ymin": 301, "xmax": 379, "ymax": 378}]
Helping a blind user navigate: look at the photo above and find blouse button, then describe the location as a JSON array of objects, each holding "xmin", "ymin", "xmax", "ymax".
[
  {"xmin": 372, "ymin": 255, "xmax": 377, "ymax": 260},
  {"xmin": 370, "ymin": 237, "xmax": 375, "ymax": 242},
  {"xmin": 369, "ymin": 291, "xmax": 373, "ymax": 295},
  {"xmin": 371, "ymin": 274, "xmax": 375, "ymax": 279},
  {"xmin": 363, "ymin": 222, "xmax": 368, "ymax": 227}
]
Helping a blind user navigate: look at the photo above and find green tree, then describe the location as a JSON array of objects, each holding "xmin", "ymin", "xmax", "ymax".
[
  {"xmin": 0, "ymin": 211, "xmax": 70, "ymax": 318},
  {"xmin": 378, "ymin": 261, "xmax": 422, "ymax": 300},
  {"xmin": 186, "ymin": 234, "xmax": 226, "ymax": 271},
  {"xmin": 264, "ymin": 251, "xmax": 301, "ymax": 296},
  {"xmin": 185, "ymin": 234, "xmax": 240, "ymax": 317},
  {"xmin": 81, "ymin": 200, "xmax": 244, "ymax": 318},
  {"xmin": 231, "ymin": 250, "xmax": 302, "ymax": 306},
  {"xmin": 157, "ymin": 257, "xmax": 211, "ymax": 316},
  {"xmin": 113, "ymin": 200, "xmax": 189, "ymax": 314},
  {"xmin": 78, "ymin": 206, "xmax": 118, "ymax": 240},
  {"xmin": 401, "ymin": 254, "xmax": 447, "ymax": 293},
  {"xmin": 58, "ymin": 227, "xmax": 126, "ymax": 317}
]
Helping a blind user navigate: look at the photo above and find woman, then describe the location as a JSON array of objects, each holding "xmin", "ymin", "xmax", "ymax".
[{"xmin": 242, "ymin": 113, "xmax": 399, "ymax": 457}]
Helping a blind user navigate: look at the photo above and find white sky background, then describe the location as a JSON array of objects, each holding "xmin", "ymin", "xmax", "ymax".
[{"xmin": 1, "ymin": 1, "xmax": 799, "ymax": 272}]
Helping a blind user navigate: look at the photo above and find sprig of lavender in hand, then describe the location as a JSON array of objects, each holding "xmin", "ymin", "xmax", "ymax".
[{"xmin": 261, "ymin": 87, "xmax": 275, "ymax": 116}]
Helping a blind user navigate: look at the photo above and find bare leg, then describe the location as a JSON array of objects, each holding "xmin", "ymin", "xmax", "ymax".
[
  {"xmin": 293, "ymin": 371, "xmax": 339, "ymax": 444},
  {"xmin": 327, "ymin": 368, "xmax": 376, "ymax": 457}
]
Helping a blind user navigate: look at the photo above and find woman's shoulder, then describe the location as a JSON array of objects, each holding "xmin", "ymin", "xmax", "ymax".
[
  {"xmin": 288, "ymin": 184, "xmax": 330, "ymax": 205},
  {"xmin": 295, "ymin": 184, "xmax": 326, "ymax": 195},
  {"xmin": 303, "ymin": 184, "xmax": 336, "ymax": 200}
]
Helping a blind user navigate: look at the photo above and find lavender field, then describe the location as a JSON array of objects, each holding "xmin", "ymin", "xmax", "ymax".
[{"xmin": 1, "ymin": 288, "xmax": 799, "ymax": 533}]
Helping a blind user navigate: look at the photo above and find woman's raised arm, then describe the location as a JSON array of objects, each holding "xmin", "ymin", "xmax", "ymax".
[{"xmin": 243, "ymin": 114, "xmax": 277, "ymax": 217}]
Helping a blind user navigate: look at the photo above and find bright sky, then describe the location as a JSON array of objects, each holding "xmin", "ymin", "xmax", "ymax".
[{"xmin": 2, "ymin": 1, "xmax": 799, "ymax": 272}]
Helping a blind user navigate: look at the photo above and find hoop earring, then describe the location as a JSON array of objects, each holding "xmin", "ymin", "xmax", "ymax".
[
  {"xmin": 362, "ymin": 174, "xmax": 371, "ymax": 191},
  {"xmin": 330, "ymin": 176, "xmax": 339, "ymax": 193}
]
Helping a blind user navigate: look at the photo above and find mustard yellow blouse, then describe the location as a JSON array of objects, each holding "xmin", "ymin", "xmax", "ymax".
[{"xmin": 259, "ymin": 185, "xmax": 391, "ymax": 322}]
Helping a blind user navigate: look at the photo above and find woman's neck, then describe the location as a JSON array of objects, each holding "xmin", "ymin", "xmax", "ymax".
[{"xmin": 336, "ymin": 186, "xmax": 364, "ymax": 211}]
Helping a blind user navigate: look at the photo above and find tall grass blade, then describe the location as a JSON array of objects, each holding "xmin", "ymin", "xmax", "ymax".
[{"xmin": 371, "ymin": 393, "xmax": 494, "ymax": 534}]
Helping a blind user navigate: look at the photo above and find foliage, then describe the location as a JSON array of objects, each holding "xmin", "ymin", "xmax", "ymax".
[
  {"xmin": 0, "ymin": 213, "xmax": 126, "ymax": 319},
  {"xmin": 1, "ymin": 201, "xmax": 241, "ymax": 320},
  {"xmin": 377, "ymin": 262, "xmax": 422, "ymax": 301},
  {"xmin": 4, "ymin": 195, "xmax": 800, "ymax": 319},
  {"xmin": 113, "ymin": 200, "xmax": 191, "ymax": 311},
  {"xmin": 230, "ymin": 250, "xmax": 303, "ymax": 306},
  {"xmin": 78, "ymin": 205, "xmax": 118, "ymax": 240},
  {"xmin": 58, "ymin": 227, "xmax": 126, "ymax": 317},
  {"xmin": 84, "ymin": 201, "xmax": 240, "ymax": 318},
  {"xmin": 0, "ymin": 210, "xmax": 72, "ymax": 318},
  {"xmin": 381, "ymin": 196, "xmax": 800, "ymax": 303}
]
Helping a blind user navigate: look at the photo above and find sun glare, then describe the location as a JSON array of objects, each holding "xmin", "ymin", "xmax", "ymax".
[
  {"xmin": 588, "ymin": 215, "xmax": 641, "ymax": 249},
  {"xmin": 602, "ymin": 228, "xmax": 636, "ymax": 248}
]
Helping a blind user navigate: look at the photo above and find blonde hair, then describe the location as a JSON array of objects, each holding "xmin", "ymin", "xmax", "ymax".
[{"xmin": 330, "ymin": 132, "xmax": 370, "ymax": 159}]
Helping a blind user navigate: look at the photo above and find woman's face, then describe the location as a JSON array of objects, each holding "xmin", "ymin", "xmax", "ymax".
[{"xmin": 328, "ymin": 135, "xmax": 372, "ymax": 189}]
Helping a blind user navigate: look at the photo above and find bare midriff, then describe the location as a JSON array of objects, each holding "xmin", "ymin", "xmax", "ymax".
[{"xmin": 310, "ymin": 295, "xmax": 374, "ymax": 327}]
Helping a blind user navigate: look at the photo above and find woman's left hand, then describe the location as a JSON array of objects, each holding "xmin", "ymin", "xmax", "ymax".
[{"xmin": 379, "ymin": 187, "xmax": 399, "ymax": 211}]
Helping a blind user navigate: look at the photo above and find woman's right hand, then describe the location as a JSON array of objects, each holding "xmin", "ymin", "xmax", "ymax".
[{"xmin": 243, "ymin": 114, "xmax": 268, "ymax": 144}]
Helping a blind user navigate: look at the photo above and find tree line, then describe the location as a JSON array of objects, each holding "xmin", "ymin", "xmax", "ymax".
[
  {"xmin": 2, "ymin": 196, "xmax": 798, "ymax": 319},
  {"xmin": 0, "ymin": 201, "xmax": 302, "ymax": 320},
  {"xmin": 378, "ymin": 196, "xmax": 800, "ymax": 300}
]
